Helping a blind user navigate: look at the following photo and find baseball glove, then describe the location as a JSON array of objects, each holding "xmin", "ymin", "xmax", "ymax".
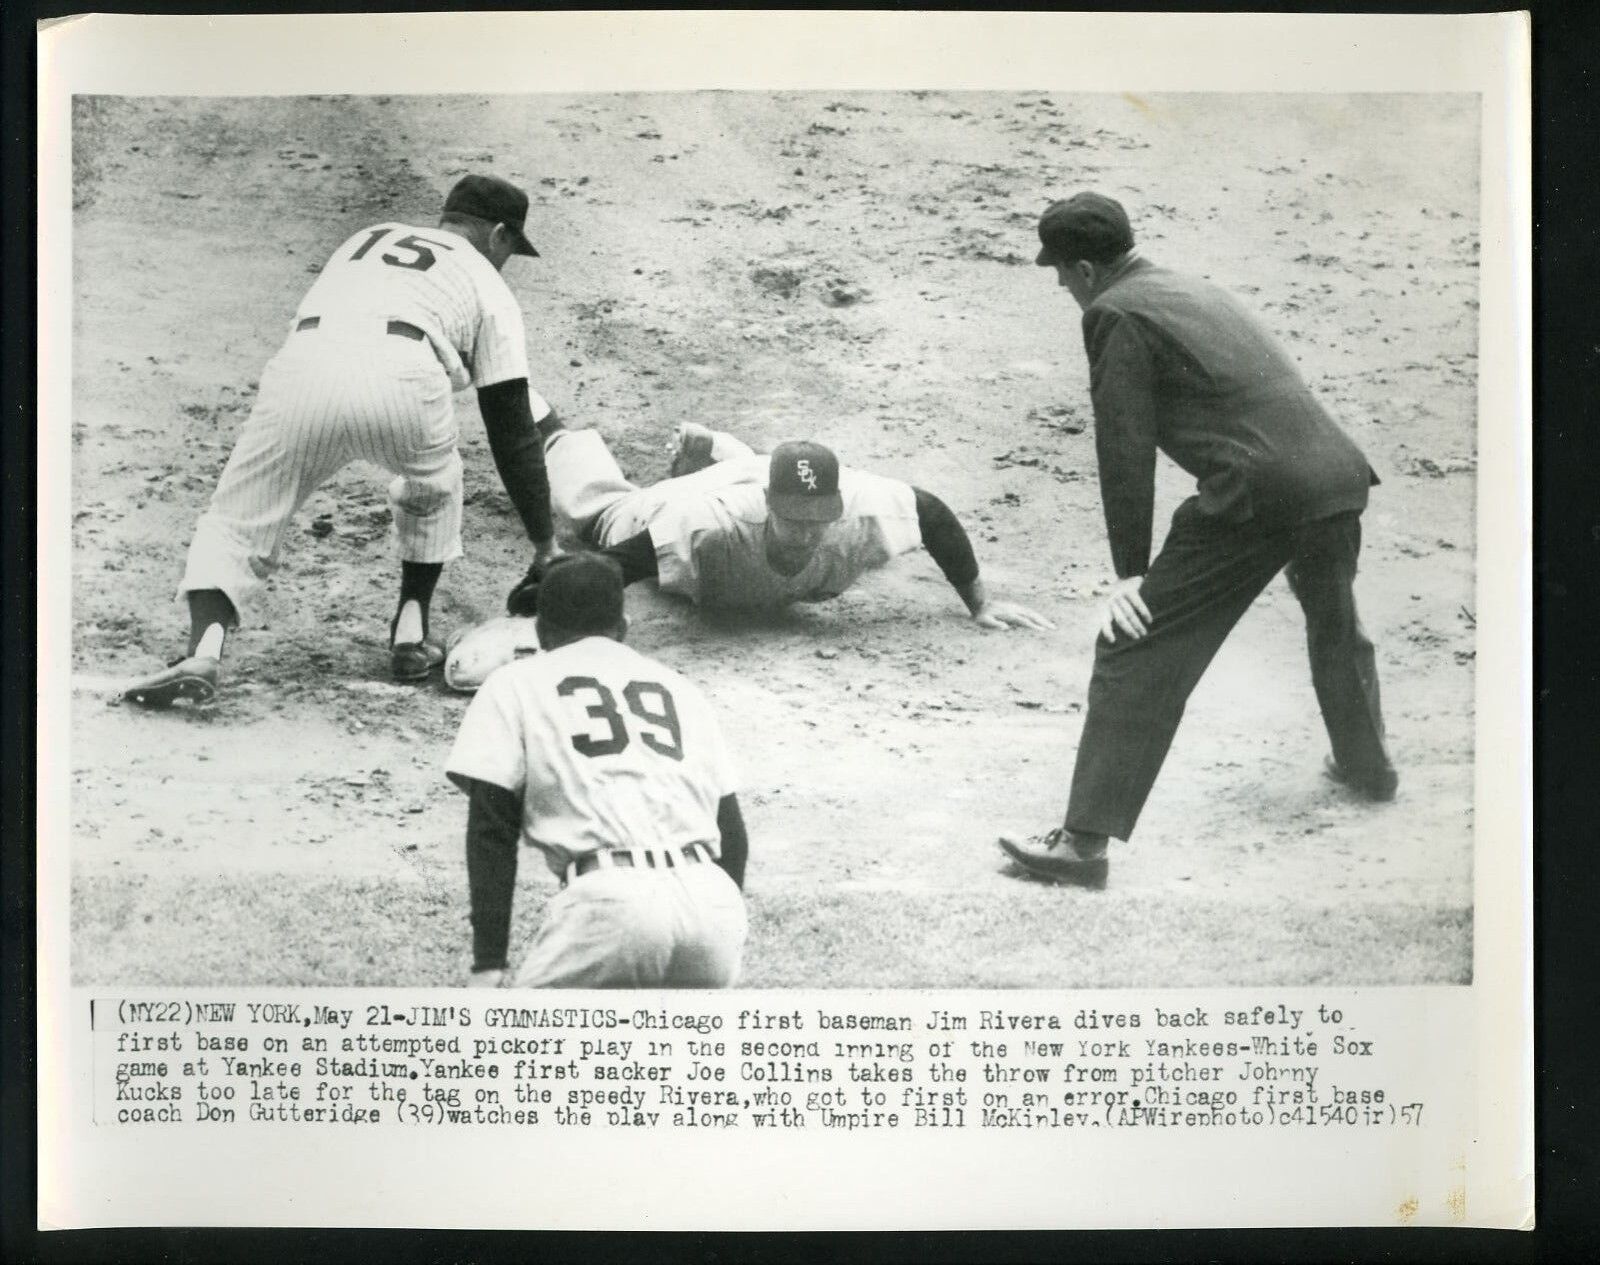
[{"xmin": 505, "ymin": 557, "xmax": 546, "ymax": 616}]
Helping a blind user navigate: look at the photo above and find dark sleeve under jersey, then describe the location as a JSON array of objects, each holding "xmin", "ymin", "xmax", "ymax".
[
  {"xmin": 715, "ymin": 794, "xmax": 748, "ymax": 890},
  {"xmin": 477, "ymin": 379, "xmax": 554, "ymax": 545},
  {"xmin": 456, "ymin": 775, "xmax": 522, "ymax": 972},
  {"xmin": 599, "ymin": 530, "xmax": 661, "ymax": 586},
  {"xmin": 912, "ymin": 486, "xmax": 980, "ymax": 589}
]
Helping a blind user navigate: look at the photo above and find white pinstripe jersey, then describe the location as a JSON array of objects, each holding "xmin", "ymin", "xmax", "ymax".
[{"xmin": 294, "ymin": 222, "xmax": 531, "ymax": 392}]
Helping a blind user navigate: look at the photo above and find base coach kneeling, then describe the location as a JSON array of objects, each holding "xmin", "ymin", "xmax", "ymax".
[
  {"xmin": 447, "ymin": 554, "xmax": 748, "ymax": 987},
  {"xmin": 1001, "ymin": 192, "xmax": 1398, "ymax": 890}
]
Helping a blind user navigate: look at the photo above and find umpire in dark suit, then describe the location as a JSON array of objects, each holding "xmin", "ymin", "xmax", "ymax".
[{"xmin": 1001, "ymin": 192, "xmax": 1398, "ymax": 889}]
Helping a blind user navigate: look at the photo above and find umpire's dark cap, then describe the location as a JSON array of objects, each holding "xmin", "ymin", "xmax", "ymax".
[
  {"xmin": 1035, "ymin": 192, "xmax": 1134, "ymax": 266},
  {"xmin": 537, "ymin": 554, "xmax": 625, "ymax": 634},
  {"xmin": 444, "ymin": 174, "xmax": 540, "ymax": 257}
]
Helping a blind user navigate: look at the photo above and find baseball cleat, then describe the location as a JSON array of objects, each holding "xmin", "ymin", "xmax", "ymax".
[
  {"xmin": 1322, "ymin": 755, "xmax": 1399, "ymax": 802},
  {"xmin": 391, "ymin": 638, "xmax": 446, "ymax": 682},
  {"xmin": 668, "ymin": 423, "xmax": 717, "ymax": 479},
  {"xmin": 998, "ymin": 829, "xmax": 1110, "ymax": 890},
  {"xmin": 391, "ymin": 639, "xmax": 445, "ymax": 682},
  {"xmin": 122, "ymin": 655, "xmax": 221, "ymax": 709}
]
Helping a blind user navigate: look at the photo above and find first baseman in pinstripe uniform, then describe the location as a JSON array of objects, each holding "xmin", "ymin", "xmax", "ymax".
[{"xmin": 124, "ymin": 174, "xmax": 562, "ymax": 708}]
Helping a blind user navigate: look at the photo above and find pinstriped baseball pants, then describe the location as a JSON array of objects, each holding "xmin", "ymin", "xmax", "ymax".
[{"xmin": 178, "ymin": 331, "xmax": 462, "ymax": 620}]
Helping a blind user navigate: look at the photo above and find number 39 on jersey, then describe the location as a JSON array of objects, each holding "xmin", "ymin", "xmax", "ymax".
[{"xmin": 557, "ymin": 676, "xmax": 685, "ymax": 762}]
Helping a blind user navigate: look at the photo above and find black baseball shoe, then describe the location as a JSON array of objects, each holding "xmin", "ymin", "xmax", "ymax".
[
  {"xmin": 1322, "ymin": 755, "xmax": 1399, "ymax": 802},
  {"xmin": 391, "ymin": 638, "xmax": 445, "ymax": 682},
  {"xmin": 997, "ymin": 829, "xmax": 1110, "ymax": 890},
  {"xmin": 668, "ymin": 423, "xmax": 717, "ymax": 479},
  {"xmin": 390, "ymin": 613, "xmax": 445, "ymax": 682},
  {"xmin": 122, "ymin": 655, "xmax": 221, "ymax": 708}
]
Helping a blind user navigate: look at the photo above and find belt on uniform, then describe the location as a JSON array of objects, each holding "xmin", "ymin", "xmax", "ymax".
[
  {"xmin": 565, "ymin": 843, "xmax": 715, "ymax": 886},
  {"xmin": 294, "ymin": 316, "xmax": 425, "ymax": 341}
]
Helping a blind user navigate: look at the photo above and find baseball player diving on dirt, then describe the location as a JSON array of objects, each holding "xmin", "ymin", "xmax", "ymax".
[
  {"xmin": 447, "ymin": 553, "xmax": 749, "ymax": 988},
  {"xmin": 999, "ymin": 192, "xmax": 1399, "ymax": 891},
  {"xmin": 123, "ymin": 174, "xmax": 562, "ymax": 708},
  {"xmin": 503, "ymin": 417, "xmax": 1055, "ymax": 631}
]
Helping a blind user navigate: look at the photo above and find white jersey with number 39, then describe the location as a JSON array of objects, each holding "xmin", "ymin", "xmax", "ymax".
[
  {"xmin": 296, "ymin": 221, "xmax": 531, "ymax": 391},
  {"xmin": 446, "ymin": 636, "xmax": 736, "ymax": 878}
]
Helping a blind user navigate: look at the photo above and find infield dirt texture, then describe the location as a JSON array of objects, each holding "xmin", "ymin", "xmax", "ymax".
[{"xmin": 68, "ymin": 93, "xmax": 1479, "ymax": 987}]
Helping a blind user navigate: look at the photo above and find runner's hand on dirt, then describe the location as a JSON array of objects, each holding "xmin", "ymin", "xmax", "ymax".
[
  {"xmin": 972, "ymin": 599, "xmax": 1056, "ymax": 631},
  {"xmin": 1100, "ymin": 576, "xmax": 1152, "ymax": 642}
]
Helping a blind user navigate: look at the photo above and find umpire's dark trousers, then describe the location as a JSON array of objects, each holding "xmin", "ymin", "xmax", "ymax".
[{"xmin": 1064, "ymin": 500, "xmax": 1394, "ymax": 841}]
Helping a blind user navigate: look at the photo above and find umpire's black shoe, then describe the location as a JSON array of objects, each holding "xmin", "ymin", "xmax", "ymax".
[
  {"xmin": 1323, "ymin": 755, "xmax": 1399, "ymax": 802},
  {"xmin": 998, "ymin": 829, "xmax": 1110, "ymax": 890}
]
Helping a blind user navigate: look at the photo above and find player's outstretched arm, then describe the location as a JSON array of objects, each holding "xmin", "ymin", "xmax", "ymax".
[
  {"xmin": 478, "ymin": 380, "xmax": 557, "ymax": 556},
  {"xmin": 455, "ymin": 774, "xmax": 522, "ymax": 987},
  {"xmin": 913, "ymin": 487, "xmax": 1056, "ymax": 632},
  {"xmin": 715, "ymin": 794, "xmax": 748, "ymax": 890}
]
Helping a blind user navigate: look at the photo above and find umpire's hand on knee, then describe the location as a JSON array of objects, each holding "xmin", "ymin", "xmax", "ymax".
[{"xmin": 1101, "ymin": 576, "xmax": 1152, "ymax": 642}]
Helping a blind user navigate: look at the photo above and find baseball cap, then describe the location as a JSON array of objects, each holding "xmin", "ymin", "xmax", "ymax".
[
  {"xmin": 536, "ymin": 554, "xmax": 625, "ymax": 634},
  {"xmin": 1035, "ymin": 192, "xmax": 1134, "ymax": 266},
  {"xmin": 443, "ymin": 173, "xmax": 540, "ymax": 257},
  {"xmin": 766, "ymin": 441, "xmax": 844, "ymax": 522}
]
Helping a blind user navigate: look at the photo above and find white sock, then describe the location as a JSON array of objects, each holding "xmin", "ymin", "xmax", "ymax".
[
  {"xmin": 194, "ymin": 623, "xmax": 226, "ymax": 660},
  {"xmin": 394, "ymin": 599, "xmax": 425, "ymax": 645}
]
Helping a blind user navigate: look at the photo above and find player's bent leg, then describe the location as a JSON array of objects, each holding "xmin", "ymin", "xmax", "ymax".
[
  {"xmin": 545, "ymin": 428, "xmax": 638, "ymax": 540},
  {"xmin": 178, "ymin": 377, "xmax": 356, "ymax": 628},
  {"xmin": 179, "ymin": 438, "xmax": 309, "ymax": 623},
  {"xmin": 387, "ymin": 458, "xmax": 461, "ymax": 680},
  {"xmin": 388, "ymin": 450, "xmax": 465, "ymax": 567}
]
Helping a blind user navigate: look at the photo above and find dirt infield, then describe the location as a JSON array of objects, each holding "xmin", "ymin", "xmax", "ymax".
[{"xmin": 68, "ymin": 92, "xmax": 1478, "ymax": 987}]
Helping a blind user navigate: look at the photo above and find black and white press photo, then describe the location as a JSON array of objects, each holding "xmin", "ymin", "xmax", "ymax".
[
  {"xmin": 37, "ymin": 10, "xmax": 1535, "ymax": 1238},
  {"xmin": 64, "ymin": 88, "xmax": 1483, "ymax": 989}
]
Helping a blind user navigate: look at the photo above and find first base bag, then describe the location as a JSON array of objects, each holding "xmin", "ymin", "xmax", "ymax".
[{"xmin": 443, "ymin": 616, "xmax": 541, "ymax": 692}]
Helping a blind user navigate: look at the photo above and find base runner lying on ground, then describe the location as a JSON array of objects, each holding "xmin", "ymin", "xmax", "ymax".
[{"xmin": 504, "ymin": 420, "xmax": 1055, "ymax": 630}]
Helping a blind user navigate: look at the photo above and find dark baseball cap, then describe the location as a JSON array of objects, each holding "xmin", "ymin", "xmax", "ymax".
[
  {"xmin": 767, "ymin": 441, "xmax": 844, "ymax": 522},
  {"xmin": 1035, "ymin": 192, "xmax": 1134, "ymax": 266},
  {"xmin": 536, "ymin": 554, "xmax": 625, "ymax": 634},
  {"xmin": 443, "ymin": 173, "xmax": 539, "ymax": 257}
]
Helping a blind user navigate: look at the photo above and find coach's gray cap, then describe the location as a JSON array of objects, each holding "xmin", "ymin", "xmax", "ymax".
[
  {"xmin": 444, "ymin": 174, "xmax": 540, "ymax": 257},
  {"xmin": 1035, "ymin": 192, "xmax": 1134, "ymax": 266}
]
